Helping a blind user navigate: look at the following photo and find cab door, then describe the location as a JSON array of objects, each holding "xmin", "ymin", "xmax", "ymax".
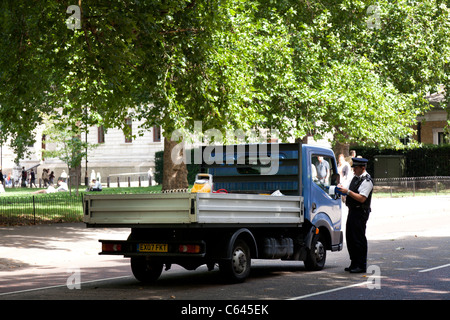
[{"xmin": 303, "ymin": 147, "xmax": 342, "ymax": 239}]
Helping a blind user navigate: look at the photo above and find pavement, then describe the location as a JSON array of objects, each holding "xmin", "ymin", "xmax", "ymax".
[
  {"xmin": 1, "ymin": 195, "xmax": 449, "ymax": 280},
  {"xmin": 0, "ymin": 223, "xmax": 130, "ymax": 274}
]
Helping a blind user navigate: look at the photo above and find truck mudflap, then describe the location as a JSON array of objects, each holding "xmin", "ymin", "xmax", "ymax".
[{"xmin": 99, "ymin": 239, "xmax": 206, "ymax": 258}]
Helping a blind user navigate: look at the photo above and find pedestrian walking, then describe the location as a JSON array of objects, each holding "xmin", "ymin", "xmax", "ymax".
[
  {"xmin": 29, "ymin": 169, "xmax": 36, "ymax": 188},
  {"xmin": 21, "ymin": 167, "xmax": 27, "ymax": 188}
]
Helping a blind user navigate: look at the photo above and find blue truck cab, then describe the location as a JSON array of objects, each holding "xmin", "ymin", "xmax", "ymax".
[{"xmin": 204, "ymin": 142, "xmax": 344, "ymax": 269}]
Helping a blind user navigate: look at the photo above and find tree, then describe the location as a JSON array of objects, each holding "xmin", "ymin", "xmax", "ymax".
[
  {"xmin": 1, "ymin": 0, "xmax": 450, "ymax": 188},
  {"xmin": 41, "ymin": 119, "xmax": 97, "ymax": 195},
  {"xmin": 259, "ymin": 0, "xmax": 450, "ymax": 154}
]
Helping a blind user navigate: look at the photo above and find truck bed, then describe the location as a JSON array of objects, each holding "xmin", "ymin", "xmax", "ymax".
[{"xmin": 84, "ymin": 192, "xmax": 304, "ymax": 228}]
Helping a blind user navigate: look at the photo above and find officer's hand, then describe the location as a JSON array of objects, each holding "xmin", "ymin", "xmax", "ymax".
[{"xmin": 336, "ymin": 186, "xmax": 348, "ymax": 196}]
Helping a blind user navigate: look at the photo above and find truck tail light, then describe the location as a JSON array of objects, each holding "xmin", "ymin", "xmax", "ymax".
[
  {"xmin": 179, "ymin": 244, "xmax": 201, "ymax": 253},
  {"xmin": 102, "ymin": 243, "xmax": 122, "ymax": 252}
]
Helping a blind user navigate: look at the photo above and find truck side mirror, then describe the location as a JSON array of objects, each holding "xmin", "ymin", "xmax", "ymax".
[{"xmin": 331, "ymin": 173, "xmax": 340, "ymax": 186}]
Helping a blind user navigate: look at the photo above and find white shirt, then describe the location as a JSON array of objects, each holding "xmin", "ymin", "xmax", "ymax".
[
  {"xmin": 355, "ymin": 171, "xmax": 373, "ymax": 198},
  {"xmin": 57, "ymin": 182, "xmax": 69, "ymax": 192},
  {"xmin": 92, "ymin": 181, "xmax": 102, "ymax": 190}
]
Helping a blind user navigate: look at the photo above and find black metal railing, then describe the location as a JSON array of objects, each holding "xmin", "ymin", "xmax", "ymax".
[
  {"xmin": 0, "ymin": 193, "xmax": 83, "ymax": 225},
  {"xmin": 374, "ymin": 176, "xmax": 450, "ymax": 196}
]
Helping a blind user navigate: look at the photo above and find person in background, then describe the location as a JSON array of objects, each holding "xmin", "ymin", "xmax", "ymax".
[
  {"xmin": 29, "ymin": 169, "xmax": 36, "ymax": 188},
  {"xmin": 337, "ymin": 153, "xmax": 352, "ymax": 187},
  {"xmin": 5, "ymin": 172, "xmax": 12, "ymax": 187},
  {"xmin": 60, "ymin": 170, "xmax": 68, "ymax": 183},
  {"xmin": 56, "ymin": 178, "xmax": 69, "ymax": 192},
  {"xmin": 315, "ymin": 156, "xmax": 330, "ymax": 185},
  {"xmin": 32, "ymin": 183, "xmax": 56, "ymax": 194},
  {"xmin": 42, "ymin": 168, "xmax": 49, "ymax": 187},
  {"xmin": 87, "ymin": 178, "xmax": 102, "ymax": 192},
  {"xmin": 21, "ymin": 167, "xmax": 28, "ymax": 188},
  {"xmin": 49, "ymin": 171, "xmax": 55, "ymax": 185}
]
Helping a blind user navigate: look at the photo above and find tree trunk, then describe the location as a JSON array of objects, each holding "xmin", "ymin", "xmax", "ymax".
[
  {"xmin": 162, "ymin": 137, "xmax": 189, "ymax": 191},
  {"xmin": 332, "ymin": 140, "xmax": 350, "ymax": 157},
  {"xmin": 332, "ymin": 129, "xmax": 350, "ymax": 157},
  {"xmin": 69, "ymin": 165, "xmax": 81, "ymax": 196}
]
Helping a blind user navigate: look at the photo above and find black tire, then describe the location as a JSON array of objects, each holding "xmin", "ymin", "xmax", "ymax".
[
  {"xmin": 219, "ymin": 239, "xmax": 251, "ymax": 283},
  {"xmin": 130, "ymin": 257, "xmax": 163, "ymax": 283},
  {"xmin": 304, "ymin": 234, "xmax": 326, "ymax": 271}
]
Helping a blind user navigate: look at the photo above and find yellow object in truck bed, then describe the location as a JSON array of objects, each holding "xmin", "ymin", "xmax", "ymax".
[
  {"xmin": 191, "ymin": 181, "xmax": 212, "ymax": 193},
  {"xmin": 191, "ymin": 173, "xmax": 213, "ymax": 193}
]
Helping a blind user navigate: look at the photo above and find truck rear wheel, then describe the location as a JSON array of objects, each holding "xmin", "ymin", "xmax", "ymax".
[
  {"xmin": 219, "ymin": 239, "xmax": 251, "ymax": 283},
  {"xmin": 130, "ymin": 257, "xmax": 163, "ymax": 283},
  {"xmin": 304, "ymin": 234, "xmax": 326, "ymax": 271}
]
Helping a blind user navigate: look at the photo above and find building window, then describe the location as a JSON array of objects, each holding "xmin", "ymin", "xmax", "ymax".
[
  {"xmin": 153, "ymin": 125, "xmax": 161, "ymax": 142},
  {"xmin": 433, "ymin": 128, "xmax": 448, "ymax": 145},
  {"xmin": 400, "ymin": 135, "xmax": 410, "ymax": 145},
  {"xmin": 98, "ymin": 126, "xmax": 105, "ymax": 144},
  {"xmin": 124, "ymin": 118, "xmax": 133, "ymax": 143},
  {"xmin": 437, "ymin": 131, "xmax": 448, "ymax": 145}
]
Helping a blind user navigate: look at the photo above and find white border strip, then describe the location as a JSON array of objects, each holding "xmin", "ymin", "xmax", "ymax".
[
  {"xmin": 418, "ymin": 263, "xmax": 450, "ymax": 273},
  {"xmin": 287, "ymin": 281, "xmax": 368, "ymax": 300},
  {"xmin": 0, "ymin": 275, "xmax": 130, "ymax": 296}
]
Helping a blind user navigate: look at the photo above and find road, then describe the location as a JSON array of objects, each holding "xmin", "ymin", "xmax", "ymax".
[{"xmin": 1, "ymin": 196, "xmax": 449, "ymax": 306}]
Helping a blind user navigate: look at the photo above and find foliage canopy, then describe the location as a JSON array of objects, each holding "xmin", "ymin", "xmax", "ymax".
[{"xmin": 1, "ymin": 0, "xmax": 449, "ymax": 174}]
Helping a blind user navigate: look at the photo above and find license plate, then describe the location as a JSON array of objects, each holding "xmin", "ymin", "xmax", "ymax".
[{"xmin": 138, "ymin": 243, "xmax": 168, "ymax": 253}]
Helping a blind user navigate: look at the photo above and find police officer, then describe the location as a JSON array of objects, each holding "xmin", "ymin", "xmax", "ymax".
[{"xmin": 338, "ymin": 157, "xmax": 373, "ymax": 273}]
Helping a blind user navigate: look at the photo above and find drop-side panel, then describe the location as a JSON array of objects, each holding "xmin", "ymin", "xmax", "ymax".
[
  {"xmin": 84, "ymin": 193, "xmax": 303, "ymax": 227},
  {"xmin": 84, "ymin": 193, "xmax": 195, "ymax": 225},
  {"xmin": 195, "ymin": 193, "xmax": 303, "ymax": 224}
]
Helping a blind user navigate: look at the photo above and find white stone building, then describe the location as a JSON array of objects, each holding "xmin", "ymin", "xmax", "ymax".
[
  {"xmin": 0, "ymin": 120, "xmax": 164, "ymax": 186},
  {"xmin": 1, "ymin": 117, "xmax": 335, "ymax": 187}
]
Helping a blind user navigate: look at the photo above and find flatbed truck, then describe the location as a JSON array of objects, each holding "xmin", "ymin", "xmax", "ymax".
[{"xmin": 83, "ymin": 143, "xmax": 343, "ymax": 283}]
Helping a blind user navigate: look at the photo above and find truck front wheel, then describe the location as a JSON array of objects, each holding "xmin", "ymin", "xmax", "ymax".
[
  {"xmin": 304, "ymin": 234, "xmax": 326, "ymax": 271},
  {"xmin": 219, "ymin": 239, "xmax": 251, "ymax": 283},
  {"xmin": 130, "ymin": 257, "xmax": 163, "ymax": 283}
]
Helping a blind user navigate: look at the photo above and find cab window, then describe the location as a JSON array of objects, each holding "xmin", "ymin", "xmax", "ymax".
[{"xmin": 311, "ymin": 155, "xmax": 339, "ymax": 191}]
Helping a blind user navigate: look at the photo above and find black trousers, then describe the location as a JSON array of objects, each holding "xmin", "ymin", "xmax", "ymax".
[{"xmin": 346, "ymin": 207, "xmax": 370, "ymax": 269}]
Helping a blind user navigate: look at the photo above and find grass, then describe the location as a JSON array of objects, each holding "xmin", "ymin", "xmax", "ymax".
[
  {"xmin": 2, "ymin": 184, "xmax": 163, "ymax": 196},
  {"xmin": 0, "ymin": 192, "xmax": 83, "ymax": 225},
  {"xmin": 0, "ymin": 185, "xmax": 164, "ymax": 225}
]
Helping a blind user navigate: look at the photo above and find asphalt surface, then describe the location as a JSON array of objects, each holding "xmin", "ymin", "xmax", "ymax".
[{"xmin": 0, "ymin": 195, "xmax": 449, "ymax": 305}]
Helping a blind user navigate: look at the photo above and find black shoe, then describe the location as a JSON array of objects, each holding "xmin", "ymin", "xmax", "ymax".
[
  {"xmin": 349, "ymin": 267, "xmax": 366, "ymax": 273},
  {"xmin": 345, "ymin": 264, "xmax": 355, "ymax": 272}
]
